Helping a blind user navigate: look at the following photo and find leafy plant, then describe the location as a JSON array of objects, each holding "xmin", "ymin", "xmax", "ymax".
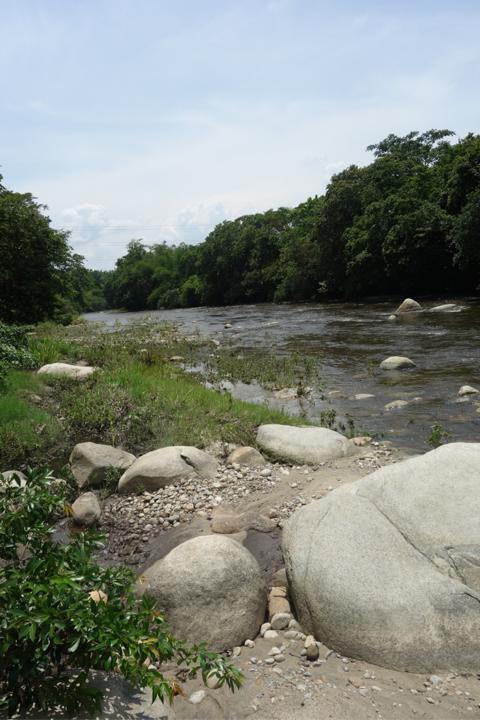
[
  {"xmin": 0, "ymin": 469, "xmax": 242, "ymax": 717},
  {"xmin": 0, "ymin": 324, "xmax": 35, "ymax": 370},
  {"xmin": 426, "ymin": 422, "xmax": 452, "ymax": 448}
]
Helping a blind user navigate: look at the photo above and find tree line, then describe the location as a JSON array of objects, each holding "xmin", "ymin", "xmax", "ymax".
[
  {"xmin": 1, "ymin": 129, "xmax": 479, "ymax": 323},
  {"xmin": 103, "ymin": 129, "xmax": 480, "ymax": 311}
]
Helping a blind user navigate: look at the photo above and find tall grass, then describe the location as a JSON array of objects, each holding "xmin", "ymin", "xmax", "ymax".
[{"xmin": 0, "ymin": 371, "xmax": 61, "ymax": 468}]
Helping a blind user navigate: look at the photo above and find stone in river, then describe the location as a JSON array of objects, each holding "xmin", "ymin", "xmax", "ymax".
[{"xmin": 380, "ymin": 356, "xmax": 416, "ymax": 370}]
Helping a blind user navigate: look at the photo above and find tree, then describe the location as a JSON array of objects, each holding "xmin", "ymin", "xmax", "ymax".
[{"xmin": 0, "ymin": 178, "xmax": 79, "ymax": 324}]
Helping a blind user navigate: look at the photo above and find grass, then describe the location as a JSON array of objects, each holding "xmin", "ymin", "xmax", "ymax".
[
  {"xmin": 1, "ymin": 321, "xmax": 310, "ymax": 470},
  {"xmin": 58, "ymin": 360, "xmax": 300, "ymax": 454},
  {"xmin": 0, "ymin": 371, "xmax": 61, "ymax": 468}
]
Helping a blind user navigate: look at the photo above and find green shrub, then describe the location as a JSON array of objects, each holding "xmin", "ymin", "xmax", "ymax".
[
  {"xmin": 0, "ymin": 324, "xmax": 35, "ymax": 370},
  {"xmin": 0, "ymin": 469, "xmax": 242, "ymax": 716}
]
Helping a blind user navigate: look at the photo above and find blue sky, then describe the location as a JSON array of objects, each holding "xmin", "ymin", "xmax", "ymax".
[{"xmin": 1, "ymin": 0, "xmax": 479, "ymax": 269}]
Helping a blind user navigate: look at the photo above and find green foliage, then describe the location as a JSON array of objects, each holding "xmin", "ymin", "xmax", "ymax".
[
  {"xmin": 0, "ymin": 370, "xmax": 61, "ymax": 467},
  {"xmin": 99, "ymin": 129, "xmax": 480, "ymax": 310},
  {"xmin": 426, "ymin": 423, "xmax": 452, "ymax": 448},
  {"xmin": 0, "ymin": 323, "xmax": 36, "ymax": 370},
  {"xmin": 0, "ymin": 468, "xmax": 242, "ymax": 717}
]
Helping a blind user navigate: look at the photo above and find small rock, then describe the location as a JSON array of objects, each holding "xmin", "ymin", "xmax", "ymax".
[
  {"xmin": 72, "ymin": 492, "xmax": 101, "ymax": 527},
  {"xmin": 245, "ymin": 639, "xmax": 255, "ymax": 648},
  {"xmin": 351, "ymin": 436, "xmax": 372, "ymax": 446},
  {"xmin": 270, "ymin": 613, "xmax": 292, "ymax": 630},
  {"xmin": 304, "ymin": 635, "xmax": 319, "ymax": 661},
  {"xmin": 271, "ymin": 568, "xmax": 288, "ymax": 587},
  {"xmin": 189, "ymin": 690, "xmax": 207, "ymax": 704},
  {"xmin": 384, "ymin": 399, "xmax": 409, "ymax": 411},
  {"xmin": 260, "ymin": 622, "xmax": 272, "ymax": 636},
  {"xmin": 380, "ymin": 356, "xmax": 416, "ymax": 370},
  {"xmin": 232, "ymin": 646, "xmax": 241, "ymax": 657},
  {"xmin": 458, "ymin": 385, "xmax": 479, "ymax": 396},
  {"xmin": 206, "ymin": 672, "xmax": 221, "ymax": 689},
  {"xmin": 274, "ymin": 654, "xmax": 286, "ymax": 663},
  {"xmin": 264, "ymin": 630, "xmax": 279, "ymax": 640}
]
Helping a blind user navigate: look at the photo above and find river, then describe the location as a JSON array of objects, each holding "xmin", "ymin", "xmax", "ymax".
[{"xmin": 84, "ymin": 299, "xmax": 480, "ymax": 453}]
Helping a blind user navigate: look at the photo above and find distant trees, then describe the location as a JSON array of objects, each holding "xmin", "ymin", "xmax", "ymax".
[
  {"xmin": 0, "ymin": 179, "xmax": 73, "ymax": 323},
  {"xmin": 102, "ymin": 130, "xmax": 480, "ymax": 310},
  {"xmin": 2, "ymin": 129, "xmax": 480, "ymax": 324},
  {"xmin": 0, "ymin": 173, "xmax": 110, "ymax": 324}
]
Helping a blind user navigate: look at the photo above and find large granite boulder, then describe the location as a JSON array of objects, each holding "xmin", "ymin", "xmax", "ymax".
[
  {"xmin": 256, "ymin": 424, "xmax": 354, "ymax": 464},
  {"xmin": 70, "ymin": 442, "xmax": 136, "ymax": 488},
  {"xmin": 118, "ymin": 446, "xmax": 217, "ymax": 493},
  {"xmin": 283, "ymin": 443, "xmax": 480, "ymax": 672},
  {"xmin": 137, "ymin": 535, "xmax": 267, "ymax": 650},
  {"xmin": 395, "ymin": 298, "xmax": 422, "ymax": 313},
  {"xmin": 37, "ymin": 362, "xmax": 96, "ymax": 379}
]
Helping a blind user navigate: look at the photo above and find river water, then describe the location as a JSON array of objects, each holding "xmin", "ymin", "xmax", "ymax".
[{"xmin": 85, "ymin": 299, "xmax": 480, "ymax": 452}]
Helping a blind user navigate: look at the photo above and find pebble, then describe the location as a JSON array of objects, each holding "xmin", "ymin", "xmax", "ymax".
[
  {"xmin": 271, "ymin": 613, "xmax": 292, "ymax": 630},
  {"xmin": 245, "ymin": 639, "xmax": 255, "ymax": 648},
  {"xmin": 260, "ymin": 622, "xmax": 272, "ymax": 636},
  {"xmin": 189, "ymin": 690, "xmax": 207, "ymax": 704},
  {"xmin": 274, "ymin": 654, "xmax": 286, "ymax": 663},
  {"xmin": 264, "ymin": 630, "xmax": 279, "ymax": 640}
]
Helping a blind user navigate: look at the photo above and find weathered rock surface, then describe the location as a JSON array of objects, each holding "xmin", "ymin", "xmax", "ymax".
[
  {"xmin": 118, "ymin": 446, "xmax": 218, "ymax": 493},
  {"xmin": 283, "ymin": 443, "xmax": 480, "ymax": 672},
  {"xmin": 72, "ymin": 492, "xmax": 101, "ymax": 526},
  {"xmin": 256, "ymin": 424, "xmax": 354, "ymax": 464},
  {"xmin": 137, "ymin": 535, "xmax": 266, "ymax": 650},
  {"xmin": 70, "ymin": 442, "xmax": 136, "ymax": 488},
  {"xmin": 379, "ymin": 356, "xmax": 416, "ymax": 370},
  {"xmin": 37, "ymin": 362, "xmax": 96, "ymax": 379},
  {"xmin": 458, "ymin": 385, "xmax": 479, "ymax": 397},
  {"xmin": 227, "ymin": 446, "xmax": 266, "ymax": 467},
  {"xmin": 395, "ymin": 298, "xmax": 422, "ymax": 313}
]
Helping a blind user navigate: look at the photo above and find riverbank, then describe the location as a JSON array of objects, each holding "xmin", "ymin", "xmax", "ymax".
[
  {"xmin": 0, "ymin": 320, "xmax": 316, "ymax": 470},
  {"xmin": 3, "ymin": 319, "xmax": 480, "ymax": 720}
]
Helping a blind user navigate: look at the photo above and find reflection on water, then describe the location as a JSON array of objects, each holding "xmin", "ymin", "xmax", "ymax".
[{"xmin": 85, "ymin": 299, "xmax": 480, "ymax": 452}]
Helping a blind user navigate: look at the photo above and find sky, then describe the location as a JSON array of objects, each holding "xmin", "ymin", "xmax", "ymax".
[{"xmin": 1, "ymin": 0, "xmax": 480, "ymax": 269}]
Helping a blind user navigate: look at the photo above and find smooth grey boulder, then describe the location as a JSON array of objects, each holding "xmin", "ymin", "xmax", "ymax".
[
  {"xmin": 70, "ymin": 441, "xmax": 136, "ymax": 488},
  {"xmin": 283, "ymin": 443, "xmax": 480, "ymax": 672},
  {"xmin": 37, "ymin": 362, "xmax": 96, "ymax": 379},
  {"xmin": 118, "ymin": 446, "xmax": 218, "ymax": 493},
  {"xmin": 71, "ymin": 492, "xmax": 101, "ymax": 526},
  {"xmin": 137, "ymin": 535, "xmax": 267, "ymax": 650},
  {"xmin": 256, "ymin": 424, "xmax": 354, "ymax": 464},
  {"xmin": 227, "ymin": 446, "xmax": 266, "ymax": 467},
  {"xmin": 395, "ymin": 298, "xmax": 422, "ymax": 313},
  {"xmin": 380, "ymin": 356, "xmax": 416, "ymax": 370}
]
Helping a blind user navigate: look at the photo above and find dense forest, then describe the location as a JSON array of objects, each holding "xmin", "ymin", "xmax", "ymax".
[
  {"xmin": 1, "ymin": 129, "xmax": 480, "ymax": 323},
  {"xmin": 103, "ymin": 129, "xmax": 480, "ymax": 311}
]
